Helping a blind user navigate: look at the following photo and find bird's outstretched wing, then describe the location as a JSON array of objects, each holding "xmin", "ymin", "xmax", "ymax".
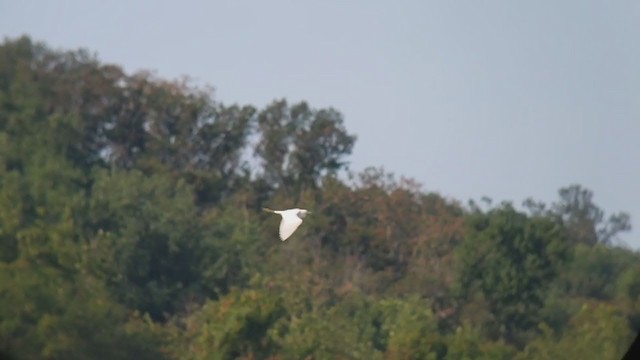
[{"xmin": 279, "ymin": 212, "xmax": 303, "ymax": 241}]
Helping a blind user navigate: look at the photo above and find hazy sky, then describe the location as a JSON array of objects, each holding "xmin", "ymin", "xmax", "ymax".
[{"xmin": 2, "ymin": 1, "xmax": 639, "ymax": 248}]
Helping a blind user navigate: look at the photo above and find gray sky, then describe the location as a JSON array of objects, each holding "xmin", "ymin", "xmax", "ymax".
[{"xmin": 2, "ymin": 0, "xmax": 639, "ymax": 248}]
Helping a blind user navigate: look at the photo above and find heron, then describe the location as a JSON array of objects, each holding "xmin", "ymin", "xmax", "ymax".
[{"xmin": 263, "ymin": 207, "xmax": 311, "ymax": 241}]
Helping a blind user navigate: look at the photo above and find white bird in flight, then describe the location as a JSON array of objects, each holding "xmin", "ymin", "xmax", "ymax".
[{"xmin": 263, "ymin": 207, "xmax": 311, "ymax": 241}]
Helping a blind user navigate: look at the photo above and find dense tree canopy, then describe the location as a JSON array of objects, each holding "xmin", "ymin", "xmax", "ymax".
[{"xmin": 0, "ymin": 36, "xmax": 637, "ymax": 359}]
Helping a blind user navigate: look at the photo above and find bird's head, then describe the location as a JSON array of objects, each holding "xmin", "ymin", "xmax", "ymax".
[{"xmin": 297, "ymin": 209, "xmax": 311, "ymax": 219}]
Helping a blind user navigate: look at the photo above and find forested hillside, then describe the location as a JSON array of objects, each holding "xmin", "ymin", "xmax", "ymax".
[{"xmin": 1, "ymin": 36, "xmax": 638, "ymax": 359}]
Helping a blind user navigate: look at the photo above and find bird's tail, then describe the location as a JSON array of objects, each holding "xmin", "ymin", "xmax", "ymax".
[{"xmin": 262, "ymin": 207, "xmax": 276, "ymax": 213}]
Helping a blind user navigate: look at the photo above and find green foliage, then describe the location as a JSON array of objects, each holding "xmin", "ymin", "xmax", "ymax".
[
  {"xmin": 255, "ymin": 99, "xmax": 356, "ymax": 195},
  {"xmin": 552, "ymin": 184, "xmax": 631, "ymax": 245},
  {"xmin": 445, "ymin": 322, "xmax": 516, "ymax": 360},
  {"xmin": 271, "ymin": 292, "xmax": 443, "ymax": 360},
  {"xmin": 85, "ymin": 168, "xmax": 226, "ymax": 320},
  {"xmin": 0, "ymin": 36, "xmax": 637, "ymax": 359},
  {"xmin": 455, "ymin": 203, "xmax": 570, "ymax": 341},
  {"xmin": 165, "ymin": 287, "xmax": 285, "ymax": 360},
  {"xmin": 516, "ymin": 303, "xmax": 634, "ymax": 360},
  {"xmin": 555, "ymin": 243, "xmax": 640, "ymax": 300},
  {"xmin": 378, "ymin": 296, "xmax": 444, "ymax": 359},
  {"xmin": 274, "ymin": 293, "xmax": 385, "ymax": 360},
  {"xmin": 0, "ymin": 260, "xmax": 165, "ymax": 359},
  {"xmin": 615, "ymin": 264, "xmax": 640, "ymax": 331}
]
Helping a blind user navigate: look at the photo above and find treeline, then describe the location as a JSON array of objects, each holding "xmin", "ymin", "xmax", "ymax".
[{"xmin": 0, "ymin": 36, "xmax": 638, "ymax": 359}]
